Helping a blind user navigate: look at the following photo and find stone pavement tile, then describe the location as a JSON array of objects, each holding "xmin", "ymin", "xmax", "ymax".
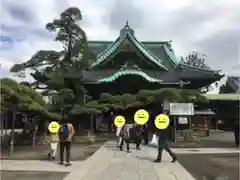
[
  {"xmin": 167, "ymin": 163, "xmax": 196, "ymax": 180},
  {"xmin": 1, "ymin": 170, "xmax": 69, "ymax": 180},
  {"xmin": 118, "ymin": 172, "xmax": 139, "ymax": 180},
  {"xmin": 173, "ymin": 148, "xmax": 240, "ymax": 154},
  {"xmin": 98, "ymin": 161, "xmax": 123, "ymax": 180},
  {"xmin": 65, "ymin": 141, "xmax": 197, "ymax": 180},
  {"xmin": 0, "ymin": 160, "xmax": 82, "ymax": 172},
  {"xmin": 63, "ymin": 145, "xmax": 114, "ymax": 180}
]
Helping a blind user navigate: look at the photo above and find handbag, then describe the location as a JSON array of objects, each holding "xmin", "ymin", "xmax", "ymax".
[{"xmin": 150, "ymin": 134, "xmax": 158, "ymax": 145}]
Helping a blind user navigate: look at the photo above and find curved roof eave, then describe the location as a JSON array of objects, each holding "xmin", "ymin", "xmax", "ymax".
[{"xmin": 98, "ymin": 70, "xmax": 163, "ymax": 83}]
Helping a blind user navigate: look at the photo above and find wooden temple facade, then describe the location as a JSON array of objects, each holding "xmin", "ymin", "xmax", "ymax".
[{"xmin": 83, "ymin": 22, "xmax": 223, "ymax": 99}]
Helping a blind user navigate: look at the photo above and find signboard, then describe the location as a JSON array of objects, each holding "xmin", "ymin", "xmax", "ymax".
[
  {"xmin": 163, "ymin": 100, "xmax": 170, "ymax": 111},
  {"xmin": 178, "ymin": 117, "xmax": 188, "ymax": 124},
  {"xmin": 170, "ymin": 103, "xmax": 194, "ymax": 115},
  {"xmin": 217, "ymin": 120, "xmax": 223, "ymax": 124}
]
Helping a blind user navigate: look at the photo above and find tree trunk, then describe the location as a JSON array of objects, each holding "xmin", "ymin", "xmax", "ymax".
[
  {"xmin": 9, "ymin": 109, "xmax": 16, "ymax": 156},
  {"xmin": 0, "ymin": 113, "xmax": 4, "ymax": 144}
]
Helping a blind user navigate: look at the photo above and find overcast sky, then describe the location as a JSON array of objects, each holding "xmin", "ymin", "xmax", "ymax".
[{"xmin": 1, "ymin": 0, "xmax": 240, "ymax": 83}]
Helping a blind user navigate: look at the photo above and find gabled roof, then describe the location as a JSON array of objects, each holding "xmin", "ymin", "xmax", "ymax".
[
  {"xmin": 175, "ymin": 63, "xmax": 224, "ymax": 79},
  {"xmin": 89, "ymin": 23, "xmax": 175, "ymax": 70},
  {"xmin": 226, "ymin": 76, "xmax": 240, "ymax": 93}
]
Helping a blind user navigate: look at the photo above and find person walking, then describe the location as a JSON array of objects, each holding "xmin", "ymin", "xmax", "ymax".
[
  {"xmin": 58, "ymin": 119, "xmax": 75, "ymax": 166},
  {"xmin": 234, "ymin": 120, "xmax": 239, "ymax": 147},
  {"xmin": 142, "ymin": 124, "xmax": 149, "ymax": 145},
  {"xmin": 119, "ymin": 124, "xmax": 131, "ymax": 153},
  {"xmin": 116, "ymin": 126, "xmax": 122, "ymax": 148},
  {"xmin": 46, "ymin": 131, "xmax": 59, "ymax": 160},
  {"xmin": 154, "ymin": 128, "xmax": 177, "ymax": 163},
  {"xmin": 134, "ymin": 124, "xmax": 142, "ymax": 150}
]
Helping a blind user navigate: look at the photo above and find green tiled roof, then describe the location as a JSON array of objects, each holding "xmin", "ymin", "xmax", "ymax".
[
  {"xmin": 82, "ymin": 62, "xmax": 184, "ymax": 84},
  {"xmin": 90, "ymin": 25, "xmax": 169, "ymax": 70},
  {"xmin": 98, "ymin": 70, "xmax": 162, "ymax": 83}
]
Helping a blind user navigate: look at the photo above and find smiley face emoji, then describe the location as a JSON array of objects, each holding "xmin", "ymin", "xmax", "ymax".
[
  {"xmin": 134, "ymin": 109, "xmax": 149, "ymax": 125},
  {"xmin": 114, "ymin": 115, "xmax": 126, "ymax": 128},
  {"xmin": 154, "ymin": 114, "xmax": 169, "ymax": 129},
  {"xmin": 48, "ymin": 121, "xmax": 60, "ymax": 133}
]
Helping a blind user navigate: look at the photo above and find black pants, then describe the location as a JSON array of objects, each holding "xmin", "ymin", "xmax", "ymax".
[
  {"xmin": 234, "ymin": 133, "xmax": 239, "ymax": 146},
  {"xmin": 157, "ymin": 145, "xmax": 176, "ymax": 161},
  {"xmin": 120, "ymin": 137, "xmax": 130, "ymax": 151},
  {"xmin": 59, "ymin": 141, "xmax": 71, "ymax": 162},
  {"xmin": 135, "ymin": 136, "xmax": 141, "ymax": 149},
  {"xmin": 143, "ymin": 133, "xmax": 149, "ymax": 145}
]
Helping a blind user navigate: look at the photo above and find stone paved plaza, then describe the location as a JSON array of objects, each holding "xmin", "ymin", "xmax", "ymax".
[
  {"xmin": 1, "ymin": 141, "xmax": 195, "ymax": 180},
  {"xmin": 1, "ymin": 141, "xmax": 239, "ymax": 180}
]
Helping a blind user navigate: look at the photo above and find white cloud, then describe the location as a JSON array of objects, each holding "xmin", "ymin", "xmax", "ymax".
[{"xmin": 0, "ymin": 0, "xmax": 239, "ymax": 85}]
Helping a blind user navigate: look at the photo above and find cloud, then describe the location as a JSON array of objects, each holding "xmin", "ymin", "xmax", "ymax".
[
  {"xmin": 2, "ymin": 0, "xmax": 36, "ymax": 23},
  {"xmin": 0, "ymin": 0, "xmax": 239, "ymax": 83},
  {"xmin": 102, "ymin": 0, "xmax": 144, "ymax": 30}
]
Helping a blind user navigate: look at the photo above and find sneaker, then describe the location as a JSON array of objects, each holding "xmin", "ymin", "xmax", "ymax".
[
  {"xmin": 136, "ymin": 147, "xmax": 141, "ymax": 150},
  {"xmin": 171, "ymin": 158, "xmax": 177, "ymax": 163},
  {"xmin": 51, "ymin": 156, "xmax": 56, "ymax": 160},
  {"xmin": 127, "ymin": 150, "xmax": 131, "ymax": 153},
  {"xmin": 47, "ymin": 153, "xmax": 52, "ymax": 160},
  {"xmin": 59, "ymin": 161, "xmax": 64, "ymax": 165},
  {"xmin": 120, "ymin": 148, "xmax": 123, "ymax": 151},
  {"xmin": 153, "ymin": 159, "xmax": 161, "ymax": 163},
  {"xmin": 65, "ymin": 162, "xmax": 72, "ymax": 166}
]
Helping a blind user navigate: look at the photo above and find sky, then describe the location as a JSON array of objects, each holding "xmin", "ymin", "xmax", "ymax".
[{"xmin": 0, "ymin": 0, "xmax": 240, "ymax": 92}]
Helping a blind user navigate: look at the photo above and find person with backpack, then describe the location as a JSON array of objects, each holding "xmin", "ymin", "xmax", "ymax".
[{"xmin": 58, "ymin": 119, "xmax": 75, "ymax": 166}]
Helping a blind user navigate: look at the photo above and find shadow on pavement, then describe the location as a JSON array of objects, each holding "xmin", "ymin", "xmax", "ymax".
[
  {"xmin": 1, "ymin": 170, "xmax": 69, "ymax": 180},
  {"xmin": 1, "ymin": 143, "xmax": 104, "ymax": 161},
  {"xmin": 177, "ymin": 153, "xmax": 239, "ymax": 180}
]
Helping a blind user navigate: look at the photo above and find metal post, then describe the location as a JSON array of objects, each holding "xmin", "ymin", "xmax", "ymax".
[
  {"xmin": 173, "ymin": 116, "xmax": 176, "ymax": 142},
  {"xmin": 9, "ymin": 107, "xmax": 16, "ymax": 156},
  {"xmin": 189, "ymin": 115, "xmax": 192, "ymax": 140}
]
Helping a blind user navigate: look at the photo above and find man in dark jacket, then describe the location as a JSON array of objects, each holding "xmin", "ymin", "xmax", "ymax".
[
  {"xmin": 134, "ymin": 124, "xmax": 142, "ymax": 150},
  {"xmin": 154, "ymin": 128, "xmax": 177, "ymax": 163},
  {"xmin": 142, "ymin": 124, "xmax": 149, "ymax": 145},
  {"xmin": 234, "ymin": 120, "xmax": 239, "ymax": 147}
]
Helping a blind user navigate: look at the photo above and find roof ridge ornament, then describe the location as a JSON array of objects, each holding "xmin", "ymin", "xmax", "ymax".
[
  {"xmin": 125, "ymin": 20, "xmax": 129, "ymax": 28},
  {"xmin": 120, "ymin": 20, "xmax": 135, "ymax": 39}
]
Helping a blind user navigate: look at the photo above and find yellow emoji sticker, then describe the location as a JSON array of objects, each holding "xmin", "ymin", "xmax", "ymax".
[
  {"xmin": 48, "ymin": 121, "xmax": 60, "ymax": 133},
  {"xmin": 114, "ymin": 115, "xmax": 126, "ymax": 128},
  {"xmin": 154, "ymin": 114, "xmax": 169, "ymax": 129},
  {"xmin": 134, "ymin": 109, "xmax": 149, "ymax": 125}
]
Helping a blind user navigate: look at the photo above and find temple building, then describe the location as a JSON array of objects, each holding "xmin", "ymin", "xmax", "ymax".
[{"xmin": 83, "ymin": 22, "xmax": 224, "ymax": 99}]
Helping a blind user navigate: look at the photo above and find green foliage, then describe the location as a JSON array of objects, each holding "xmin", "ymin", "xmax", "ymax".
[
  {"xmin": 9, "ymin": 7, "xmax": 95, "ymax": 116},
  {"xmin": 1, "ymin": 78, "xmax": 41, "ymax": 112},
  {"xmin": 0, "ymin": 78, "xmax": 60, "ymax": 120},
  {"xmin": 69, "ymin": 105, "xmax": 101, "ymax": 115},
  {"xmin": 89, "ymin": 88, "xmax": 208, "ymax": 112}
]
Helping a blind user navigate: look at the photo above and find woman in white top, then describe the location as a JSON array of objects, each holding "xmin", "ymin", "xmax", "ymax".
[
  {"xmin": 116, "ymin": 127, "xmax": 122, "ymax": 147},
  {"xmin": 45, "ymin": 131, "xmax": 59, "ymax": 160}
]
